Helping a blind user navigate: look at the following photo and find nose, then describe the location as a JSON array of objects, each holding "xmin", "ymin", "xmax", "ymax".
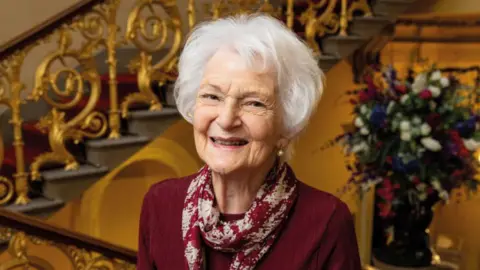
[{"xmin": 216, "ymin": 99, "xmax": 241, "ymax": 130}]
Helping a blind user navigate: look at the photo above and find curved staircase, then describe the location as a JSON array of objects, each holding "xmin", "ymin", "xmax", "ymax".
[{"xmin": 0, "ymin": 0, "xmax": 417, "ymax": 216}]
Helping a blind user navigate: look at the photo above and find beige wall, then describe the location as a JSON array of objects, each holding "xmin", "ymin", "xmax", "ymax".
[
  {"xmin": 405, "ymin": 0, "xmax": 480, "ymax": 16},
  {"xmin": 0, "ymin": 0, "xmax": 81, "ymax": 45}
]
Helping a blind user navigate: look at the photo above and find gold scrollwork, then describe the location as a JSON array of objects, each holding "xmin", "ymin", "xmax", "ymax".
[
  {"xmin": 29, "ymin": 28, "xmax": 107, "ymax": 180},
  {"xmin": 0, "ymin": 228, "xmax": 134, "ymax": 270},
  {"xmin": 205, "ymin": 0, "xmax": 282, "ymax": 20},
  {"xmin": 0, "ymin": 124, "xmax": 14, "ymax": 205},
  {"xmin": 122, "ymin": 0, "xmax": 183, "ymax": 116},
  {"xmin": 76, "ymin": 0, "xmax": 123, "ymax": 139},
  {"xmin": 0, "ymin": 50, "xmax": 32, "ymax": 205},
  {"xmin": 299, "ymin": 0, "xmax": 339, "ymax": 54}
]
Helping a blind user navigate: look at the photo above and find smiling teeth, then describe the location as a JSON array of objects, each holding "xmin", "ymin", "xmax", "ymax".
[{"xmin": 212, "ymin": 138, "xmax": 247, "ymax": 146}]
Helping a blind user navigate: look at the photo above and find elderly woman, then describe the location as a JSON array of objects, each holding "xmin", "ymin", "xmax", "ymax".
[{"xmin": 137, "ymin": 14, "xmax": 361, "ymax": 270}]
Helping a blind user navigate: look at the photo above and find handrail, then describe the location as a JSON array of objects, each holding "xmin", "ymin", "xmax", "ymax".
[
  {"xmin": 0, "ymin": 0, "xmax": 106, "ymax": 60},
  {"xmin": 0, "ymin": 208, "xmax": 137, "ymax": 263}
]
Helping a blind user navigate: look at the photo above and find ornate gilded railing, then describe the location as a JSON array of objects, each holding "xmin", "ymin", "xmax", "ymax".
[
  {"xmin": 0, "ymin": 0, "xmax": 373, "ymax": 206},
  {"xmin": 0, "ymin": 208, "xmax": 136, "ymax": 269}
]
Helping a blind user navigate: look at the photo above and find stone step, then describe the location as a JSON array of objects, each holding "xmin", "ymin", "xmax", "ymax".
[
  {"xmin": 85, "ymin": 135, "xmax": 150, "ymax": 169},
  {"xmin": 322, "ymin": 35, "xmax": 368, "ymax": 58},
  {"xmin": 126, "ymin": 107, "xmax": 181, "ymax": 139},
  {"xmin": 4, "ymin": 197, "xmax": 64, "ymax": 218},
  {"xmin": 373, "ymin": 0, "xmax": 418, "ymax": 18},
  {"xmin": 41, "ymin": 164, "xmax": 109, "ymax": 202},
  {"xmin": 318, "ymin": 54, "xmax": 342, "ymax": 73},
  {"xmin": 350, "ymin": 16, "xmax": 394, "ymax": 38}
]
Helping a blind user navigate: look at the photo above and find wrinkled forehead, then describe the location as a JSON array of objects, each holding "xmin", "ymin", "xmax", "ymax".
[{"xmin": 202, "ymin": 48, "xmax": 277, "ymax": 93}]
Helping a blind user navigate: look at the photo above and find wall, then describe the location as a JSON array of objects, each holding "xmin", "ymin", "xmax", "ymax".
[{"xmin": 405, "ymin": 0, "xmax": 480, "ymax": 16}]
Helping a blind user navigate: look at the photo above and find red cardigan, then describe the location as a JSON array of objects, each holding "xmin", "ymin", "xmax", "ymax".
[{"xmin": 137, "ymin": 172, "xmax": 362, "ymax": 270}]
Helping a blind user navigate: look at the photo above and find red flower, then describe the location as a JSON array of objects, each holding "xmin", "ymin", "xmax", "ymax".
[
  {"xmin": 376, "ymin": 178, "xmax": 399, "ymax": 202},
  {"xmin": 419, "ymin": 90, "xmax": 432, "ymax": 99},
  {"xmin": 449, "ymin": 131, "xmax": 470, "ymax": 158},
  {"xmin": 427, "ymin": 187, "xmax": 434, "ymax": 195},
  {"xmin": 395, "ymin": 85, "xmax": 407, "ymax": 94},
  {"xmin": 426, "ymin": 113, "xmax": 442, "ymax": 129},
  {"xmin": 378, "ymin": 202, "xmax": 394, "ymax": 218},
  {"xmin": 452, "ymin": 169, "xmax": 464, "ymax": 178},
  {"xmin": 412, "ymin": 176, "xmax": 421, "ymax": 185},
  {"xmin": 385, "ymin": 156, "xmax": 392, "ymax": 164}
]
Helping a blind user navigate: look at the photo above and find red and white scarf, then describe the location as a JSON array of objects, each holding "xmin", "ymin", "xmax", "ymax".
[{"xmin": 182, "ymin": 162, "xmax": 298, "ymax": 270}]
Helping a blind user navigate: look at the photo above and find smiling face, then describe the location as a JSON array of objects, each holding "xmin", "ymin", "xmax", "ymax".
[{"xmin": 193, "ymin": 49, "xmax": 287, "ymax": 175}]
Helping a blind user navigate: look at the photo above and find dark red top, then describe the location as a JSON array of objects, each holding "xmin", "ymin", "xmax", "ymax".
[{"xmin": 137, "ymin": 172, "xmax": 361, "ymax": 270}]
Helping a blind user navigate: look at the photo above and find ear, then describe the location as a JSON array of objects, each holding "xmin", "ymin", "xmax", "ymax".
[{"xmin": 276, "ymin": 137, "xmax": 289, "ymax": 150}]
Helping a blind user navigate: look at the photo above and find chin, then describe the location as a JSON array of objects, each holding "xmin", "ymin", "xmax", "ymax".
[{"xmin": 205, "ymin": 157, "xmax": 243, "ymax": 175}]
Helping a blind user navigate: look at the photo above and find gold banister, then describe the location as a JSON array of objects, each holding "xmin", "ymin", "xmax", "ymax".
[{"xmin": 0, "ymin": 208, "xmax": 136, "ymax": 269}]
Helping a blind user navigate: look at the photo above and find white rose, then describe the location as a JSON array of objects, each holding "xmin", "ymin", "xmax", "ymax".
[
  {"xmin": 401, "ymin": 131, "xmax": 412, "ymax": 141},
  {"xmin": 412, "ymin": 74, "xmax": 427, "ymax": 94},
  {"xmin": 400, "ymin": 120, "xmax": 411, "ymax": 131},
  {"xmin": 463, "ymin": 138, "xmax": 480, "ymax": 151},
  {"xmin": 418, "ymin": 192, "xmax": 427, "ymax": 201},
  {"xmin": 412, "ymin": 127, "xmax": 420, "ymax": 136},
  {"xmin": 440, "ymin": 77, "xmax": 450, "ymax": 88},
  {"xmin": 432, "ymin": 179, "xmax": 442, "ymax": 191},
  {"xmin": 428, "ymin": 86, "xmax": 441, "ymax": 97},
  {"xmin": 413, "ymin": 116, "xmax": 421, "ymax": 125},
  {"xmin": 386, "ymin": 101, "xmax": 395, "ymax": 115},
  {"xmin": 417, "ymin": 183, "xmax": 427, "ymax": 191},
  {"xmin": 354, "ymin": 117, "xmax": 364, "ymax": 127},
  {"xmin": 400, "ymin": 94, "xmax": 410, "ymax": 104},
  {"xmin": 360, "ymin": 105, "xmax": 368, "ymax": 114},
  {"xmin": 420, "ymin": 137, "xmax": 442, "ymax": 152},
  {"xmin": 420, "ymin": 123, "xmax": 432, "ymax": 135},
  {"xmin": 395, "ymin": 112, "xmax": 403, "ymax": 118},
  {"xmin": 431, "ymin": 70, "xmax": 442, "ymax": 81},
  {"xmin": 439, "ymin": 191, "xmax": 449, "ymax": 202},
  {"xmin": 360, "ymin": 127, "xmax": 370, "ymax": 135},
  {"xmin": 351, "ymin": 141, "xmax": 369, "ymax": 153}
]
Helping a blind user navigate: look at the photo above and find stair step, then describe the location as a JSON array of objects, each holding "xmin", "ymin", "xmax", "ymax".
[
  {"xmin": 322, "ymin": 35, "xmax": 367, "ymax": 58},
  {"xmin": 85, "ymin": 135, "xmax": 150, "ymax": 169},
  {"xmin": 318, "ymin": 54, "xmax": 342, "ymax": 73},
  {"xmin": 350, "ymin": 16, "xmax": 394, "ymax": 38},
  {"xmin": 4, "ymin": 197, "xmax": 64, "ymax": 218},
  {"xmin": 127, "ymin": 108, "xmax": 181, "ymax": 139},
  {"xmin": 41, "ymin": 164, "xmax": 109, "ymax": 202},
  {"xmin": 373, "ymin": 0, "xmax": 417, "ymax": 17}
]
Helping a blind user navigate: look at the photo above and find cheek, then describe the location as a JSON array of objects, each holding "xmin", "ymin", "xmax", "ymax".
[
  {"xmin": 244, "ymin": 114, "xmax": 281, "ymax": 143},
  {"xmin": 193, "ymin": 105, "xmax": 216, "ymax": 134}
]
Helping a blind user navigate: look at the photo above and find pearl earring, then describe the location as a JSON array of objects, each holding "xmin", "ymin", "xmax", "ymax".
[{"xmin": 277, "ymin": 149, "xmax": 284, "ymax": 157}]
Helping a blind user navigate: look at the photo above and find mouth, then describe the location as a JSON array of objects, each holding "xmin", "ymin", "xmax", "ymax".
[{"xmin": 210, "ymin": 137, "xmax": 249, "ymax": 148}]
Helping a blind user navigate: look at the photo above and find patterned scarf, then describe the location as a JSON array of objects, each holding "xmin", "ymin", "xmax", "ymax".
[{"xmin": 182, "ymin": 162, "xmax": 298, "ymax": 270}]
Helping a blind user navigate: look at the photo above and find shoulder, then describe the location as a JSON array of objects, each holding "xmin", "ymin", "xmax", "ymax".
[
  {"xmin": 295, "ymin": 181, "xmax": 354, "ymax": 228},
  {"xmin": 142, "ymin": 172, "xmax": 199, "ymax": 210}
]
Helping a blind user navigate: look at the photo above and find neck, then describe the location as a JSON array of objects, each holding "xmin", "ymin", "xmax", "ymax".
[{"xmin": 212, "ymin": 157, "xmax": 277, "ymax": 214}]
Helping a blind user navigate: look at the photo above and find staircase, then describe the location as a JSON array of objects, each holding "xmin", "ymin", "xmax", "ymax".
[{"xmin": 0, "ymin": 0, "xmax": 418, "ymax": 216}]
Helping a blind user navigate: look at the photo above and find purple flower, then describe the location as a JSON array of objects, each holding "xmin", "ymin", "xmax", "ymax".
[
  {"xmin": 392, "ymin": 157, "xmax": 419, "ymax": 174},
  {"xmin": 369, "ymin": 105, "xmax": 387, "ymax": 129},
  {"xmin": 456, "ymin": 116, "xmax": 477, "ymax": 137}
]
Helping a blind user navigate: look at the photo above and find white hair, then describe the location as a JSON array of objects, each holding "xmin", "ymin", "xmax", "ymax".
[{"xmin": 174, "ymin": 13, "xmax": 324, "ymax": 139}]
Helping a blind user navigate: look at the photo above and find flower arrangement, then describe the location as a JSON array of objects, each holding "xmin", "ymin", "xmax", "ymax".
[{"xmin": 340, "ymin": 65, "xmax": 480, "ymax": 218}]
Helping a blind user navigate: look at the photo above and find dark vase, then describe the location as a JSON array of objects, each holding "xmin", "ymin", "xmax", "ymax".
[{"xmin": 372, "ymin": 189, "xmax": 439, "ymax": 267}]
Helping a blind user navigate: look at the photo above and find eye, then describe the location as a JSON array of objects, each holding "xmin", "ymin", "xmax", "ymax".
[
  {"xmin": 245, "ymin": 101, "xmax": 266, "ymax": 108},
  {"xmin": 200, "ymin": 93, "xmax": 220, "ymax": 101}
]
